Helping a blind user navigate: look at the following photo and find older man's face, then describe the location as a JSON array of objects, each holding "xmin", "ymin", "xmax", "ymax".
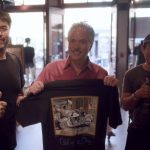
[{"xmin": 68, "ymin": 27, "xmax": 91, "ymax": 63}]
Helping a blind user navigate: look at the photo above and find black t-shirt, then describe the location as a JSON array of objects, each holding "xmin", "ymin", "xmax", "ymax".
[
  {"xmin": 0, "ymin": 52, "xmax": 24, "ymax": 149},
  {"xmin": 17, "ymin": 79, "xmax": 122, "ymax": 150},
  {"xmin": 24, "ymin": 46, "xmax": 35, "ymax": 65}
]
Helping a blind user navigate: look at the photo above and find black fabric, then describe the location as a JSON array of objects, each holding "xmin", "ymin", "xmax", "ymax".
[
  {"xmin": 9, "ymin": 52, "xmax": 25, "ymax": 88},
  {"xmin": 17, "ymin": 79, "xmax": 122, "ymax": 150},
  {"xmin": 125, "ymin": 126, "xmax": 150, "ymax": 150},
  {"xmin": 0, "ymin": 52, "xmax": 24, "ymax": 149},
  {"xmin": 131, "ymin": 101, "xmax": 150, "ymax": 129}
]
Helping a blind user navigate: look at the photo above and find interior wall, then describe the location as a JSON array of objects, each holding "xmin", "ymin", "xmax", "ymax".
[{"xmin": 133, "ymin": 17, "xmax": 150, "ymax": 38}]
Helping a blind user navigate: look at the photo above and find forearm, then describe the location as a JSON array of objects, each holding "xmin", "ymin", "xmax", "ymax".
[{"xmin": 121, "ymin": 92, "xmax": 140, "ymax": 111}]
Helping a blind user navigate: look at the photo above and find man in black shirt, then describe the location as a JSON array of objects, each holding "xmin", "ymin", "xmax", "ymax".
[
  {"xmin": 24, "ymin": 37, "xmax": 35, "ymax": 84},
  {"xmin": 0, "ymin": 10, "xmax": 25, "ymax": 150}
]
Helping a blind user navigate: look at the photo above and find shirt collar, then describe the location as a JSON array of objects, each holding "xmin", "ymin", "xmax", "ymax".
[{"xmin": 64, "ymin": 56, "xmax": 93, "ymax": 71}]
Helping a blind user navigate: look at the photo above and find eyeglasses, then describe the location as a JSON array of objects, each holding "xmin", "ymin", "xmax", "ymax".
[{"xmin": 0, "ymin": 28, "xmax": 9, "ymax": 34}]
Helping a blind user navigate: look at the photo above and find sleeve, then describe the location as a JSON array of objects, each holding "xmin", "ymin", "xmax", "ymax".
[
  {"xmin": 122, "ymin": 71, "xmax": 132, "ymax": 93},
  {"xmin": 17, "ymin": 56, "xmax": 25, "ymax": 89},
  {"xmin": 108, "ymin": 86, "xmax": 122, "ymax": 129},
  {"xmin": 16, "ymin": 92, "xmax": 49, "ymax": 127}
]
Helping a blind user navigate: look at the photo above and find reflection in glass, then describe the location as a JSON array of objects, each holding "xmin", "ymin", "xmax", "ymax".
[{"xmin": 50, "ymin": 14, "xmax": 63, "ymax": 61}]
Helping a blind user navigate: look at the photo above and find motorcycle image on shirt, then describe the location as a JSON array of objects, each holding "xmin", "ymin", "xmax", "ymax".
[{"xmin": 54, "ymin": 106, "xmax": 93, "ymax": 129}]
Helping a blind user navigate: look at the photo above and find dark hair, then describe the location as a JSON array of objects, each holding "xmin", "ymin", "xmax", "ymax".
[
  {"xmin": 143, "ymin": 34, "xmax": 150, "ymax": 48},
  {"xmin": 0, "ymin": 10, "xmax": 11, "ymax": 27},
  {"xmin": 25, "ymin": 38, "xmax": 31, "ymax": 43}
]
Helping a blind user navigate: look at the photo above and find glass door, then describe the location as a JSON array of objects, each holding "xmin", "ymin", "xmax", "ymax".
[
  {"xmin": 48, "ymin": 7, "xmax": 64, "ymax": 62},
  {"xmin": 9, "ymin": 12, "xmax": 45, "ymax": 84},
  {"xmin": 128, "ymin": 8, "xmax": 150, "ymax": 68}
]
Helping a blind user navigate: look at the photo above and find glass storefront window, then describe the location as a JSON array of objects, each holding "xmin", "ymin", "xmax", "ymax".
[
  {"xmin": 88, "ymin": 0, "xmax": 113, "ymax": 2},
  {"xmin": 64, "ymin": 0, "xmax": 87, "ymax": 3},
  {"xmin": 14, "ymin": 0, "xmax": 45, "ymax": 5},
  {"xmin": 9, "ymin": 12, "xmax": 45, "ymax": 81},
  {"xmin": 128, "ymin": 8, "xmax": 150, "ymax": 69},
  {"xmin": 64, "ymin": 0, "xmax": 113, "ymax": 3}
]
